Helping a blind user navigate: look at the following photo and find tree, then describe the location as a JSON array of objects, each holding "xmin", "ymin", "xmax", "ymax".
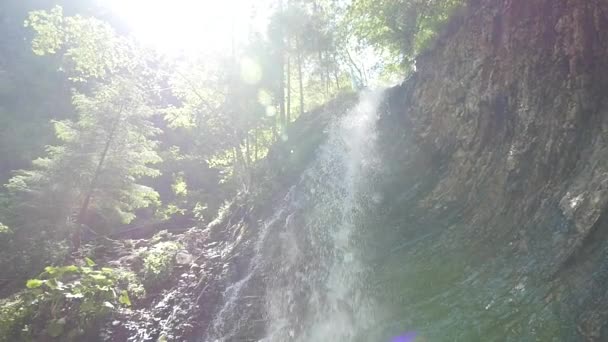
[
  {"xmin": 0, "ymin": 1, "xmax": 75, "ymax": 185},
  {"xmin": 0, "ymin": 6, "xmax": 166, "ymax": 252},
  {"xmin": 8, "ymin": 78, "xmax": 161, "ymax": 250},
  {"xmin": 346, "ymin": 0, "xmax": 464, "ymax": 74}
]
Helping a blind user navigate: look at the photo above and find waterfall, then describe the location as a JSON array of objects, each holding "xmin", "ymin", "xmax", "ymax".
[
  {"xmin": 205, "ymin": 90, "xmax": 385, "ymax": 342},
  {"xmin": 263, "ymin": 90, "xmax": 383, "ymax": 341},
  {"xmin": 202, "ymin": 86, "xmax": 565, "ymax": 342}
]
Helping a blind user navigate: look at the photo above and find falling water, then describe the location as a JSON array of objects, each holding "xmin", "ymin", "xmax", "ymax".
[
  {"xmin": 262, "ymin": 90, "xmax": 384, "ymax": 341},
  {"xmin": 204, "ymin": 87, "xmax": 571, "ymax": 342},
  {"xmin": 204, "ymin": 90, "xmax": 385, "ymax": 342}
]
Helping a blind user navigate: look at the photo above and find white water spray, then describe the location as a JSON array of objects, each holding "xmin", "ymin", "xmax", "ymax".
[
  {"xmin": 263, "ymin": 90, "xmax": 383, "ymax": 341},
  {"xmin": 206, "ymin": 90, "xmax": 384, "ymax": 341}
]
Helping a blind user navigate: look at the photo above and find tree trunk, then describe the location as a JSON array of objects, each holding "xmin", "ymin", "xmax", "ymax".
[
  {"xmin": 333, "ymin": 53, "xmax": 340, "ymax": 89},
  {"xmin": 334, "ymin": 70, "xmax": 340, "ymax": 90},
  {"xmin": 325, "ymin": 52, "xmax": 331, "ymax": 96},
  {"xmin": 286, "ymin": 53, "xmax": 291, "ymax": 124},
  {"xmin": 279, "ymin": 59, "xmax": 286, "ymax": 129},
  {"xmin": 277, "ymin": 0, "xmax": 286, "ymax": 130},
  {"xmin": 245, "ymin": 132, "xmax": 251, "ymax": 168},
  {"xmin": 245, "ymin": 131, "xmax": 253, "ymax": 188},
  {"xmin": 253, "ymin": 127, "xmax": 258, "ymax": 162},
  {"xmin": 297, "ymin": 38, "xmax": 304, "ymax": 117},
  {"xmin": 272, "ymin": 108, "xmax": 278, "ymax": 142},
  {"xmin": 345, "ymin": 49, "xmax": 366, "ymax": 88},
  {"xmin": 318, "ymin": 50, "xmax": 325, "ymax": 98},
  {"xmin": 73, "ymin": 105, "xmax": 123, "ymax": 251},
  {"xmin": 233, "ymin": 144, "xmax": 248, "ymax": 191}
]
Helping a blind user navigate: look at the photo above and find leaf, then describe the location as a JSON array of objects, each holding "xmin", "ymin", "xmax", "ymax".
[
  {"xmin": 53, "ymin": 120, "xmax": 77, "ymax": 142},
  {"xmin": 44, "ymin": 266, "xmax": 57, "ymax": 275},
  {"xmin": 101, "ymin": 267, "xmax": 113, "ymax": 273},
  {"xmin": 118, "ymin": 290, "xmax": 132, "ymax": 306},
  {"xmin": 85, "ymin": 257, "xmax": 96, "ymax": 267},
  {"xmin": 63, "ymin": 265, "xmax": 79, "ymax": 273},
  {"xmin": 103, "ymin": 301, "xmax": 115, "ymax": 309},
  {"xmin": 90, "ymin": 274, "xmax": 107, "ymax": 282},
  {"xmin": 26, "ymin": 279, "xmax": 44, "ymax": 289}
]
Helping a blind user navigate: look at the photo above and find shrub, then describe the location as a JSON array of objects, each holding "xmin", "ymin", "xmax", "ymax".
[
  {"xmin": 0, "ymin": 260, "xmax": 133, "ymax": 341},
  {"xmin": 139, "ymin": 240, "xmax": 182, "ymax": 290}
]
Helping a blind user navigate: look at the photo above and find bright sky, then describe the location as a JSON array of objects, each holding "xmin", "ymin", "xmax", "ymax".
[{"xmin": 100, "ymin": 0, "xmax": 271, "ymax": 55}]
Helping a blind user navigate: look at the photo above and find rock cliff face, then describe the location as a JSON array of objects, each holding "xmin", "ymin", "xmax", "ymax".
[{"xmin": 380, "ymin": 0, "xmax": 608, "ymax": 339}]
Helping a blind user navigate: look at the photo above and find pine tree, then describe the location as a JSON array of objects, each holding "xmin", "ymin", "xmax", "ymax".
[{"xmin": 7, "ymin": 77, "xmax": 162, "ymax": 250}]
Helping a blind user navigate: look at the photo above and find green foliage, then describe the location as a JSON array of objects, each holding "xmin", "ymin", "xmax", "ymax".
[
  {"xmin": 139, "ymin": 238, "xmax": 182, "ymax": 290},
  {"xmin": 0, "ymin": 1, "xmax": 74, "ymax": 185},
  {"xmin": 7, "ymin": 78, "xmax": 162, "ymax": 228},
  {"xmin": 0, "ymin": 262, "xmax": 134, "ymax": 341},
  {"xmin": 0, "ymin": 231, "xmax": 70, "ymax": 289},
  {"xmin": 2, "ymin": 76, "xmax": 162, "ymax": 284},
  {"xmin": 172, "ymin": 173, "xmax": 188, "ymax": 197},
  {"xmin": 113, "ymin": 268, "xmax": 146, "ymax": 300},
  {"xmin": 0, "ymin": 6, "xmax": 165, "ymax": 283},
  {"xmin": 25, "ymin": 6, "xmax": 132, "ymax": 81},
  {"xmin": 0, "ymin": 297, "xmax": 34, "ymax": 342},
  {"xmin": 192, "ymin": 202, "xmax": 208, "ymax": 222},
  {"xmin": 346, "ymin": 0, "xmax": 464, "ymax": 73},
  {"xmin": 0, "ymin": 222, "xmax": 10, "ymax": 234},
  {"xmin": 156, "ymin": 204, "xmax": 187, "ymax": 221},
  {"xmin": 268, "ymin": 0, "xmax": 350, "ymax": 108}
]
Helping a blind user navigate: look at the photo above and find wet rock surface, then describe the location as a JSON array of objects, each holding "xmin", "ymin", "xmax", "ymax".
[{"xmin": 379, "ymin": 0, "xmax": 608, "ymax": 339}]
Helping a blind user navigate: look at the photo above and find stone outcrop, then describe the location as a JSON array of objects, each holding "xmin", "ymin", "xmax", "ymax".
[{"xmin": 381, "ymin": 0, "xmax": 608, "ymax": 339}]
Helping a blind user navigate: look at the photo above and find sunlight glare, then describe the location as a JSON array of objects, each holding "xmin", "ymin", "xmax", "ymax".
[
  {"xmin": 102, "ymin": 0, "xmax": 266, "ymax": 55},
  {"xmin": 240, "ymin": 57, "xmax": 262, "ymax": 84}
]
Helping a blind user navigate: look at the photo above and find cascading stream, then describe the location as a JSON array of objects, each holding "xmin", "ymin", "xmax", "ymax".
[
  {"xmin": 263, "ymin": 90, "xmax": 384, "ymax": 342},
  {"xmin": 204, "ymin": 88, "xmax": 570, "ymax": 342},
  {"xmin": 205, "ymin": 91, "xmax": 385, "ymax": 342}
]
